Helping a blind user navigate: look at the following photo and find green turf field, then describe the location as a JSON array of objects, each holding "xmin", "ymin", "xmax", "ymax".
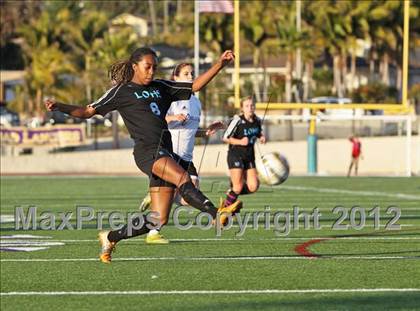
[{"xmin": 1, "ymin": 176, "xmax": 419, "ymax": 310}]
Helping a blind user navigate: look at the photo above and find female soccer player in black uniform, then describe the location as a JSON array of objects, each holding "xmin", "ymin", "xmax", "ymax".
[
  {"xmin": 222, "ymin": 96, "xmax": 266, "ymax": 208},
  {"xmin": 45, "ymin": 47, "xmax": 241, "ymax": 263}
]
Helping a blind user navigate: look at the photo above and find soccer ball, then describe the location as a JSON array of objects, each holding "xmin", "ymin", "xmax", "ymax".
[{"xmin": 256, "ymin": 152, "xmax": 290, "ymax": 185}]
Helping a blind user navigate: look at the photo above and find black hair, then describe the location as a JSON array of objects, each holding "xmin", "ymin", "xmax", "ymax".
[{"xmin": 108, "ymin": 47, "xmax": 158, "ymax": 85}]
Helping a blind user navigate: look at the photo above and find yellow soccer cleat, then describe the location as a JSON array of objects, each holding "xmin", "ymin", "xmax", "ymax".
[
  {"xmin": 98, "ymin": 230, "xmax": 116, "ymax": 264},
  {"xmin": 217, "ymin": 199, "xmax": 243, "ymax": 226},
  {"xmin": 139, "ymin": 193, "xmax": 152, "ymax": 212},
  {"xmin": 146, "ymin": 232, "xmax": 169, "ymax": 244}
]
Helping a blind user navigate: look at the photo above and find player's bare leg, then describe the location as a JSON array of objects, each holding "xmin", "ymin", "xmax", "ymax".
[
  {"xmin": 354, "ymin": 158, "xmax": 359, "ymax": 176},
  {"xmin": 152, "ymin": 156, "xmax": 241, "ymax": 223},
  {"xmin": 244, "ymin": 168, "xmax": 259, "ymax": 193},
  {"xmin": 347, "ymin": 160, "xmax": 354, "ymax": 177},
  {"xmin": 146, "ymin": 186, "xmax": 174, "ymax": 244},
  {"xmin": 224, "ymin": 168, "xmax": 243, "ymax": 205},
  {"xmin": 152, "ymin": 156, "xmax": 190, "ymax": 187}
]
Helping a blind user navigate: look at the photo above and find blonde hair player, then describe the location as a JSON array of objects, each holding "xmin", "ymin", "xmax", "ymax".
[{"xmin": 222, "ymin": 96, "xmax": 266, "ymax": 209}]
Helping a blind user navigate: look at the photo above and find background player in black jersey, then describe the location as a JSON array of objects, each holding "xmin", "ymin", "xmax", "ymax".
[
  {"xmin": 45, "ymin": 47, "xmax": 241, "ymax": 263},
  {"xmin": 222, "ymin": 96, "xmax": 266, "ymax": 208}
]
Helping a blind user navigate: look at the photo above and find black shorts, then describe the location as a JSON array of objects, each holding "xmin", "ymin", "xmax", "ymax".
[
  {"xmin": 178, "ymin": 158, "xmax": 199, "ymax": 178},
  {"xmin": 133, "ymin": 146, "xmax": 195, "ymax": 188},
  {"xmin": 227, "ymin": 152, "xmax": 256, "ymax": 170}
]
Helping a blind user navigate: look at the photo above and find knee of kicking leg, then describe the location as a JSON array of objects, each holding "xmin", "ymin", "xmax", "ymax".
[{"xmin": 179, "ymin": 174, "xmax": 191, "ymax": 187}]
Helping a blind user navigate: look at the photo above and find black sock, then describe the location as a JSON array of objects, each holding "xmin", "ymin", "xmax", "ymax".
[
  {"xmin": 224, "ymin": 190, "xmax": 239, "ymax": 207},
  {"xmin": 178, "ymin": 181, "xmax": 217, "ymax": 218},
  {"xmin": 108, "ymin": 215, "xmax": 153, "ymax": 243},
  {"xmin": 240, "ymin": 184, "xmax": 251, "ymax": 195}
]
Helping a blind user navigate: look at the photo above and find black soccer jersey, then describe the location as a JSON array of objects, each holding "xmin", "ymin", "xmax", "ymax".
[
  {"xmin": 223, "ymin": 114, "xmax": 262, "ymax": 159},
  {"xmin": 90, "ymin": 79, "xmax": 192, "ymax": 152}
]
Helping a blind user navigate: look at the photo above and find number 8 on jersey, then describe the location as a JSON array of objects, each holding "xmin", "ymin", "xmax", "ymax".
[{"xmin": 150, "ymin": 102, "xmax": 161, "ymax": 116}]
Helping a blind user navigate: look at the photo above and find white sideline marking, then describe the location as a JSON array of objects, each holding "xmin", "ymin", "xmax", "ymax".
[
  {"xmin": 0, "ymin": 247, "xmax": 50, "ymax": 252},
  {"xmin": 0, "ymin": 242, "xmax": 64, "ymax": 247},
  {"xmin": 232, "ymin": 224, "xmax": 417, "ymax": 228},
  {"xmin": 0, "ymin": 235, "xmax": 52, "ymax": 239},
  {"xmin": 1, "ymin": 288, "xmax": 419, "ymax": 296},
  {"xmin": 0, "ymin": 236, "xmax": 63, "ymax": 252},
  {"xmin": 0, "ymin": 215, "xmax": 14, "ymax": 223},
  {"xmin": 1, "ymin": 255, "xmax": 419, "ymax": 263},
  {"xmin": 21, "ymin": 236, "xmax": 420, "ymax": 243},
  {"xmin": 280, "ymin": 185, "xmax": 420, "ymax": 201}
]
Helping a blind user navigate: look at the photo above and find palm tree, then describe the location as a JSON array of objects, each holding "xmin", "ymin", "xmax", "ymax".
[
  {"xmin": 274, "ymin": 2, "xmax": 311, "ymax": 102},
  {"xmin": 18, "ymin": 10, "xmax": 75, "ymax": 114},
  {"xmin": 148, "ymin": 0, "xmax": 157, "ymax": 36},
  {"xmin": 369, "ymin": 0, "xmax": 419, "ymax": 97},
  {"xmin": 341, "ymin": 1, "xmax": 371, "ymax": 92},
  {"xmin": 241, "ymin": 1, "xmax": 276, "ymax": 101},
  {"xmin": 60, "ymin": 8, "xmax": 109, "ymax": 103},
  {"xmin": 304, "ymin": 0, "xmax": 354, "ymax": 97},
  {"xmin": 200, "ymin": 13, "xmax": 234, "ymax": 53},
  {"xmin": 94, "ymin": 28, "xmax": 139, "ymax": 93},
  {"xmin": 366, "ymin": 1, "xmax": 400, "ymax": 86}
]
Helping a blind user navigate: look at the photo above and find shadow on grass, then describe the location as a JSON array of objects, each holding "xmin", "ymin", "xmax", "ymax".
[{"xmin": 180, "ymin": 292, "xmax": 420, "ymax": 311}]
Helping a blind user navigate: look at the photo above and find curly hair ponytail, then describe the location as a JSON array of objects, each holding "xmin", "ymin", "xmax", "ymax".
[{"xmin": 109, "ymin": 60, "xmax": 133, "ymax": 85}]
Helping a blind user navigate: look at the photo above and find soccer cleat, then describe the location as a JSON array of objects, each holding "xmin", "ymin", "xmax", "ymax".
[
  {"xmin": 139, "ymin": 193, "xmax": 152, "ymax": 212},
  {"xmin": 98, "ymin": 230, "xmax": 116, "ymax": 264},
  {"xmin": 217, "ymin": 199, "xmax": 243, "ymax": 226},
  {"xmin": 146, "ymin": 232, "xmax": 169, "ymax": 244}
]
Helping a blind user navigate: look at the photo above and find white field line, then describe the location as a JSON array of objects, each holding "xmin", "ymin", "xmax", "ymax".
[
  {"xmin": 1, "ymin": 255, "xmax": 419, "ymax": 263},
  {"xmin": 2, "ymin": 236, "xmax": 419, "ymax": 243},
  {"xmin": 0, "ymin": 235, "xmax": 52, "ymax": 239},
  {"xmin": 228, "ymin": 224, "xmax": 416, "ymax": 228},
  {"xmin": 279, "ymin": 185, "xmax": 420, "ymax": 201},
  {"xmin": 1, "ymin": 288, "xmax": 419, "ymax": 296},
  {"xmin": 0, "ymin": 242, "xmax": 64, "ymax": 247}
]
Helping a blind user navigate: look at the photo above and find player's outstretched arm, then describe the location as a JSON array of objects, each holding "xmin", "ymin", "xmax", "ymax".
[
  {"xmin": 192, "ymin": 50, "xmax": 234, "ymax": 92},
  {"xmin": 45, "ymin": 98, "xmax": 96, "ymax": 119}
]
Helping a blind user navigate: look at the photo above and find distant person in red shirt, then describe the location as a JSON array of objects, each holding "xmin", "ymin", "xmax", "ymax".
[{"xmin": 347, "ymin": 136, "xmax": 363, "ymax": 177}]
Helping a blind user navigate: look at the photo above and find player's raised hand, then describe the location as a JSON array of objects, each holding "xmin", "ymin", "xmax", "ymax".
[
  {"xmin": 44, "ymin": 97, "xmax": 58, "ymax": 111},
  {"xmin": 259, "ymin": 134, "xmax": 266, "ymax": 144},
  {"xmin": 175, "ymin": 114, "xmax": 188, "ymax": 122},
  {"xmin": 219, "ymin": 50, "xmax": 235, "ymax": 67}
]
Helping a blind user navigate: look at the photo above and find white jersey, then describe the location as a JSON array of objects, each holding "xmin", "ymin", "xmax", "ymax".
[{"xmin": 167, "ymin": 95, "xmax": 201, "ymax": 161}]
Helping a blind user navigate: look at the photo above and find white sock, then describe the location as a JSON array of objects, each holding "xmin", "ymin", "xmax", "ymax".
[{"xmin": 148, "ymin": 229, "xmax": 160, "ymax": 236}]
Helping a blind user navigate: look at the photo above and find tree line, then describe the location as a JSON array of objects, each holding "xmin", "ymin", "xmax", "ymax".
[{"xmin": 1, "ymin": 0, "xmax": 419, "ymax": 116}]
